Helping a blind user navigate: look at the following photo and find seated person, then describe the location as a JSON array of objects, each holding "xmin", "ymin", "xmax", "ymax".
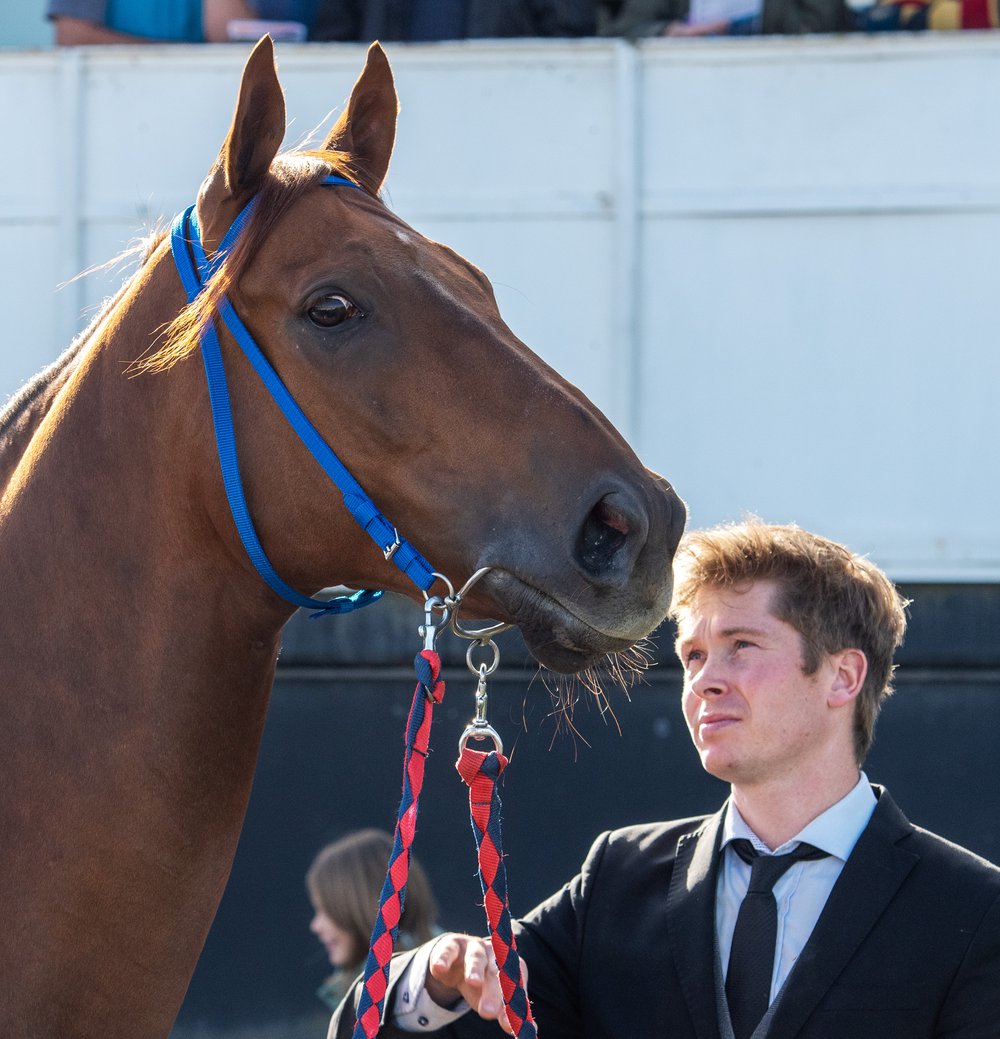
[
  {"xmin": 598, "ymin": 0, "xmax": 849, "ymax": 36},
  {"xmin": 49, "ymin": 0, "xmax": 315, "ymax": 44}
]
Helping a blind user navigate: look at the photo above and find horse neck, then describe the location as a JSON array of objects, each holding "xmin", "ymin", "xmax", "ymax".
[
  {"xmin": 5, "ymin": 238, "xmax": 294, "ymax": 629},
  {"xmin": 0, "ymin": 242, "xmax": 296, "ymax": 1037}
]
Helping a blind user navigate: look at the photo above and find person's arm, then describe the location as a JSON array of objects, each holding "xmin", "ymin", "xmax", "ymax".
[
  {"xmin": 423, "ymin": 934, "xmax": 523, "ymax": 1032},
  {"xmin": 52, "ymin": 15, "xmax": 151, "ymax": 44},
  {"xmin": 934, "ymin": 892, "xmax": 1000, "ymax": 1038},
  {"xmin": 202, "ymin": 0, "xmax": 257, "ymax": 42},
  {"xmin": 326, "ymin": 940, "xmax": 507, "ymax": 1038}
]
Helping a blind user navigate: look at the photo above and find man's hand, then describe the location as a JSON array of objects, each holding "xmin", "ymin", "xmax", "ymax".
[{"xmin": 425, "ymin": 933, "xmax": 528, "ymax": 1034}]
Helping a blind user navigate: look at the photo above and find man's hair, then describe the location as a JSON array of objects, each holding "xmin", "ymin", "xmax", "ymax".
[{"xmin": 669, "ymin": 520, "xmax": 908, "ymax": 763}]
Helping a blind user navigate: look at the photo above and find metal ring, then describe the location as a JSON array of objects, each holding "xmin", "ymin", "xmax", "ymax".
[
  {"xmin": 422, "ymin": 572, "xmax": 455, "ymax": 606},
  {"xmin": 447, "ymin": 567, "xmax": 514, "ymax": 641},
  {"xmin": 458, "ymin": 723, "xmax": 504, "ymax": 757},
  {"xmin": 450, "ymin": 616, "xmax": 513, "ymax": 641},
  {"xmin": 466, "ymin": 639, "xmax": 500, "ymax": 678}
]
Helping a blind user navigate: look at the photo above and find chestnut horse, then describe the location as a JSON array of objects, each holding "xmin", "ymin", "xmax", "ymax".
[{"xmin": 0, "ymin": 40, "xmax": 684, "ymax": 1038}]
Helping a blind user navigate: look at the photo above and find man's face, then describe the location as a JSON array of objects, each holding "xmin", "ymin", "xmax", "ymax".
[{"xmin": 675, "ymin": 580, "xmax": 841, "ymax": 790}]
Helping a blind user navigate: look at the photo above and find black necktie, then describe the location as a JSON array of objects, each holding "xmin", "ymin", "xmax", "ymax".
[{"xmin": 724, "ymin": 838, "xmax": 829, "ymax": 1039}]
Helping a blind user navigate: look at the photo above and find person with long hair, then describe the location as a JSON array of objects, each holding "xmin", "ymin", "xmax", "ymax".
[{"xmin": 307, "ymin": 828, "xmax": 440, "ymax": 1011}]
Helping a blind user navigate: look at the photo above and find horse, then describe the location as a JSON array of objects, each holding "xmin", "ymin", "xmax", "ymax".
[{"xmin": 0, "ymin": 39, "xmax": 684, "ymax": 1038}]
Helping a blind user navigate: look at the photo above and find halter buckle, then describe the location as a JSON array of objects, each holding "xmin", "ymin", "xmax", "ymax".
[{"xmin": 383, "ymin": 529, "xmax": 401, "ymax": 562}]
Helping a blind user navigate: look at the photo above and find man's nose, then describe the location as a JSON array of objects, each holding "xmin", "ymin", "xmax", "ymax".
[{"xmin": 689, "ymin": 656, "xmax": 726, "ymax": 698}]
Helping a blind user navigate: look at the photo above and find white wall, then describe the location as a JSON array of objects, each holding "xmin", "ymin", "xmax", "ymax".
[{"xmin": 1, "ymin": 36, "xmax": 997, "ymax": 579}]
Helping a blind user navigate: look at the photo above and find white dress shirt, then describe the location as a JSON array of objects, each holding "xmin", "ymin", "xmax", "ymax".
[
  {"xmin": 716, "ymin": 773, "xmax": 877, "ymax": 1004},
  {"xmin": 392, "ymin": 774, "xmax": 877, "ymax": 1030}
]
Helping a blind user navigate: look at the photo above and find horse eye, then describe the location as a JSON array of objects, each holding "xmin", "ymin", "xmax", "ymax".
[{"xmin": 308, "ymin": 294, "xmax": 362, "ymax": 328}]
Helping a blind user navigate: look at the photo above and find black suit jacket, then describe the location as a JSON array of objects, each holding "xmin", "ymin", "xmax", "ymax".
[{"xmin": 329, "ymin": 788, "xmax": 1000, "ymax": 1038}]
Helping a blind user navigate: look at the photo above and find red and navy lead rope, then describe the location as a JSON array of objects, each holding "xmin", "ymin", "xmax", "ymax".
[
  {"xmin": 457, "ymin": 746, "xmax": 538, "ymax": 1039},
  {"xmin": 352, "ymin": 650, "xmax": 536, "ymax": 1038},
  {"xmin": 352, "ymin": 649, "xmax": 445, "ymax": 1039}
]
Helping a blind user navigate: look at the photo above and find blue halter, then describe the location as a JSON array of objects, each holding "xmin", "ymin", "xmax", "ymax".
[{"xmin": 168, "ymin": 174, "xmax": 435, "ymax": 617}]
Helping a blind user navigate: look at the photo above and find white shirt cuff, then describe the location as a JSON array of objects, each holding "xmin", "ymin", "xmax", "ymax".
[{"xmin": 392, "ymin": 942, "xmax": 470, "ymax": 1032}]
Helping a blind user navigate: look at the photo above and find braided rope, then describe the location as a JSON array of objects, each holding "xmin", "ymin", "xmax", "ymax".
[
  {"xmin": 352, "ymin": 649, "xmax": 445, "ymax": 1039},
  {"xmin": 456, "ymin": 746, "xmax": 538, "ymax": 1039}
]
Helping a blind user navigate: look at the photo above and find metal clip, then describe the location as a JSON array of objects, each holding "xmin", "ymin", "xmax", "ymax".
[
  {"xmin": 458, "ymin": 639, "xmax": 504, "ymax": 756},
  {"xmin": 418, "ymin": 595, "xmax": 449, "ymax": 655}
]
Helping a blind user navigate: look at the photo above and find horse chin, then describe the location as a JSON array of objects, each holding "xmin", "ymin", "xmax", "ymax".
[{"xmin": 480, "ymin": 569, "xmax": 640, "ymax": 675}]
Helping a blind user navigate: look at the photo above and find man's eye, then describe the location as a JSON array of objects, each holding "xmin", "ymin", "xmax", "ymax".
[{"xmin": 308, "ymin": 294, "xmax": 363, "ymax": 328}]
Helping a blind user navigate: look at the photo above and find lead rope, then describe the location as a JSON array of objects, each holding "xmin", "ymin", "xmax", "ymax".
[
  {"xmin": 352, "ymin": 578, "xmax": 535, "ymax": 1038},
  {"xmin": 456, "ymin": 638, "xmax": 537, "ymax": 1039},
  {"xmin": 350, "ymin": 597, "xmax": 448, "ymax": 1039}
]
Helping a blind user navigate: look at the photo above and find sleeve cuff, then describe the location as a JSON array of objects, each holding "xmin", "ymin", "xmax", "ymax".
[{"xmin": 393, "ymin": 943, "xmax": 470, "ymax": 1033}]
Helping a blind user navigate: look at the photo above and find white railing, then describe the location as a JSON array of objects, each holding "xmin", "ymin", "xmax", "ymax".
[{"xmin": 2, "ymin": 35, "xmax": 998, "ymax": 579}]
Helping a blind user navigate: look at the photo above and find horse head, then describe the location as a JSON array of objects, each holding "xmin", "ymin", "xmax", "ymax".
[{"xmin": 165, "ymin": 39, "xmax": 685, "ymax": 674}]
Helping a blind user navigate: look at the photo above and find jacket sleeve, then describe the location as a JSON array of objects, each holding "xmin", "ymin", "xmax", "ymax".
[
  {"xmin": 934, "ymin": 890, "xmax": 1000, "ymax": 1038},
  {"xmin": 325, "ymin": 946, "xmax": 506, "ymax": 1039},
  {"xmin": 504, "ymin": 831, "xmax": 614, "ymax": 1039}
]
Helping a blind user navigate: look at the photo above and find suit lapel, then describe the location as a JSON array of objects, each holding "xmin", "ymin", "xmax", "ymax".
[
  {"xmin": 667, "ymin": 804, "xmax": 727, "ymax": 1039},
  {"xmin": 766, "ymin": 788, "xmax": 919, "ymax": 1038}
]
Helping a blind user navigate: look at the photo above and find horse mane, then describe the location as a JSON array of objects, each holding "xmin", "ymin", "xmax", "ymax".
[{"xmin": 136, "ymin": 149, "xmax": 362, "ymax": 374}]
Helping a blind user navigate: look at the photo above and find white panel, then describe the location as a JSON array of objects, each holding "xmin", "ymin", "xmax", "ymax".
[
  {"xmin": 382, "ymin": 42, "xmax": 617, "ymax": 217},
  {"xmin": 0, "ymin": 225, "xmax": 66, "ymax": 402},
  {"xmin": 637, "ymin": 210, "xmax": 1000, "ymax": 575},
  {"xmin": 642, "ymin": 36, "xmax": 1000, "ymax": 212},
  {"xmin": 0, "ymin": 55, "xmax": 60, "ymax": 216},
  {"xmin": 81, "ymin": 48, "xmax": 249, "ymax": 219}
]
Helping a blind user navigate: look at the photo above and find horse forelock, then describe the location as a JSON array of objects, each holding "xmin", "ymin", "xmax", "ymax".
[{"xmin": 137, "ymin": 150, "xmax": 362, "ymax": 375}]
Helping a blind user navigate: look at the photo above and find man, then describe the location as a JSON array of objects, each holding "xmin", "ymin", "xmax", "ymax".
[{"xmin": 330, "ymin": 521, "xmax": 1000, "ymax": 1038}]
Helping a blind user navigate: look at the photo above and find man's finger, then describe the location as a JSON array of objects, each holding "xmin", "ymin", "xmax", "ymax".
[
  {"xmin": 479, "ymin": 954, "xmax": 502, "ymax": 1016},
  {"xmin": 463, "ymin": 938, "xmax": 490, "ymax": 984}
]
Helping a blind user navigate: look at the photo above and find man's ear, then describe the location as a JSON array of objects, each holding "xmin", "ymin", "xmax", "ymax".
[{"xmin": 827, "ymin": 649, "xmax": 867, "ymax": 709}]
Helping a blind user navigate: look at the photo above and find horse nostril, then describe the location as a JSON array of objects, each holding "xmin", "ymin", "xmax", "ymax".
[
  {"xmin": 577, "ymin": 495, "xmax": 632, "ymax": 576},
  {"xmin": 595, "ymin": 499, "xmax": 631, "ymax": 537}
]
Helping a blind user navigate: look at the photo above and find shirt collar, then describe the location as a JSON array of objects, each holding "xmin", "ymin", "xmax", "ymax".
[{"xmin": 722, "ymin": 772, "xmax": 877, "ymax": 862}]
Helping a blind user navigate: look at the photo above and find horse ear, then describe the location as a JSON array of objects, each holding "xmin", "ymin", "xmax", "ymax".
[
  {"xmin": 198, "ymin": 35, "xmax": 286, "ymax": 253},
  {"xmin": 323, "ymin": 42, "xmax": 397, "ymax": 193}
]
